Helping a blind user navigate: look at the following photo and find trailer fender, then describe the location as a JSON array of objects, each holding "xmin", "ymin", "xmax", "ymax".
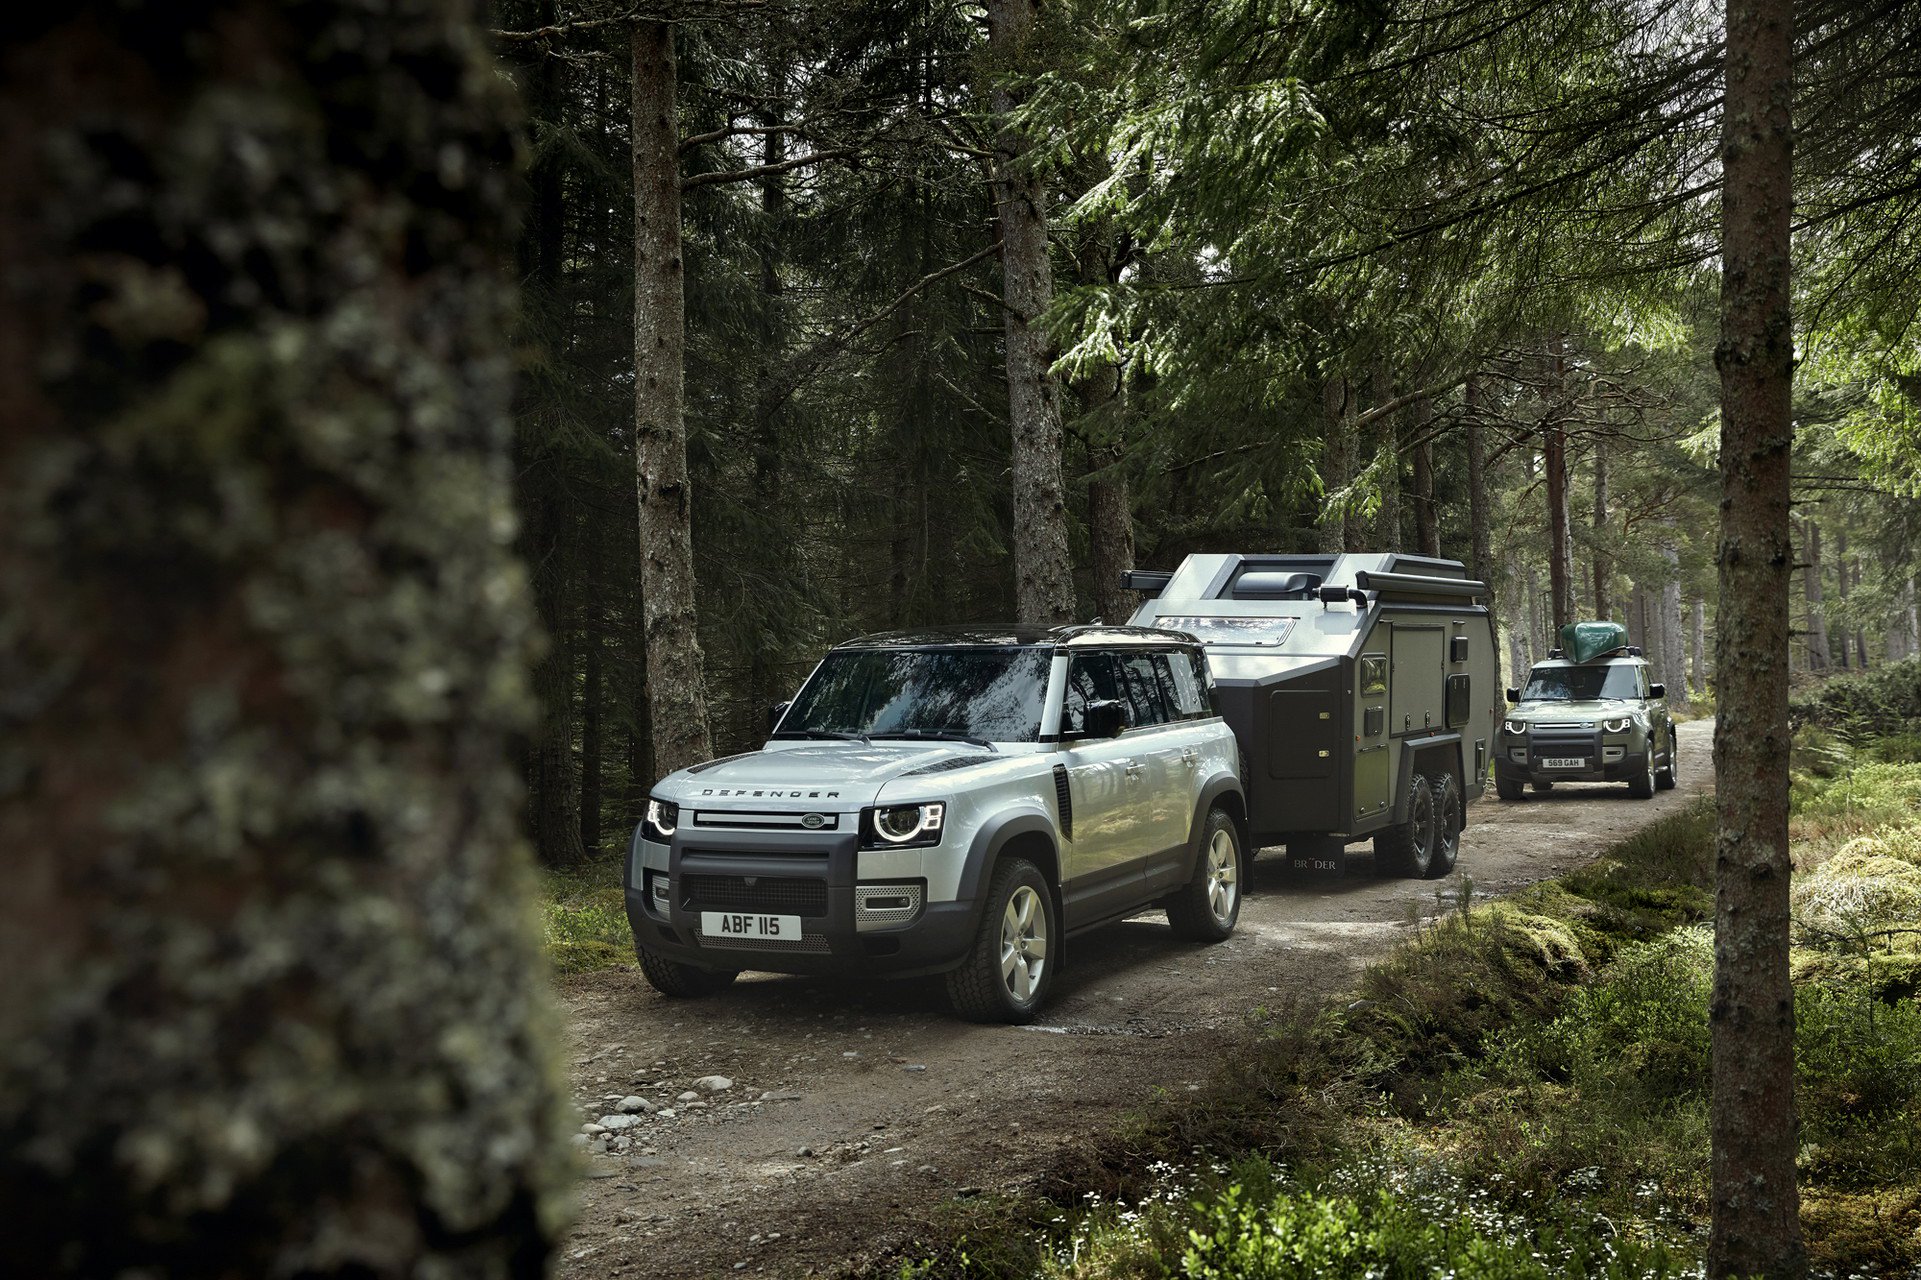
[
  {"xmin": 1184, "ymin": 773, "xmax": 1248, "ymax": 878},
  {"xmin": 1391, "ymin": 733, "xmax": 1464, "ymax": 823}
]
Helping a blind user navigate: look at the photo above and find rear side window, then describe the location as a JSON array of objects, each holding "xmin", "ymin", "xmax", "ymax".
[
  {"xmin": 1061, "ymin": 652, "xmax": 1125, "ymax": 734},
  {"xmin": 1160, "ymin": 651, "xmax": 1207, "ymax": 718},
  {"xmin": 1118, "ymin": 653, "xmax": 1171, "ymax": 727}
]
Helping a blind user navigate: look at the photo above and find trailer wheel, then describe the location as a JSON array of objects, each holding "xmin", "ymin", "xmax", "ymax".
[
  {"xmin": 1424, "ymin": 771, "xmax": 1462, "ymax": 878},
  {"xmin": 1375, "ymin": 773, "xmax": 1437, "ymax": 878}
]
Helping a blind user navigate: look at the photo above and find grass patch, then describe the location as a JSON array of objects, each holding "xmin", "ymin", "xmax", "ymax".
[
  {"xmin": 879, "ymin": 758, "xmax": 1921, "ymax": 1280},
  {"xmin": 540, "ymin": 860, "xmax": 631, "ymax": 975}
]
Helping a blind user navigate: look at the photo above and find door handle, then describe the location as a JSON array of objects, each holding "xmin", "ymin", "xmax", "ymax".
[
  {"xmin": 1123, "ymin": 760, "xmax": 1143, "ymax": 777},
  {"xmin": 1181, "ymin": 748, "xmax": 1198, "ymax": 767}
]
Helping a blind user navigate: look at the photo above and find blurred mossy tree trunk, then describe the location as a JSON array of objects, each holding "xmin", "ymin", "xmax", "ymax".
[
  {"xmin": 1710, "ymin": 0, "xmax": 1806, "ymax": 1273},
  {"xmin": 0, "ymin": 0, "xmax": 570, "ymax": 1273}
]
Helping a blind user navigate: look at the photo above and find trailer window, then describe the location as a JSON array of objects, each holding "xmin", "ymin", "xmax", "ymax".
[
  {"xmin": 1360, "ymin": 654, "xmax": 1388, "ymax": 696},
  {"xmin": 1158, "ymin": 616, "xmax": 1296, "ymax": 647}
]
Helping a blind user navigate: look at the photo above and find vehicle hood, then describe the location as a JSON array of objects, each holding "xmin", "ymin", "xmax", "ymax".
[
  {"xmin": 1511, "ymin": 698, "xmax": 1645, "ymax": 721},
  {"xmin": 658, "ymin": 742, "xmax": 988, "ymax": 808}
]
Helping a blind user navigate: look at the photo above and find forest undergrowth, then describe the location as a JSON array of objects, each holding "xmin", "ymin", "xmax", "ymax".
[{"xmin": 878, "ymin": 665, "xmax": 1921, "ymax": 1279}]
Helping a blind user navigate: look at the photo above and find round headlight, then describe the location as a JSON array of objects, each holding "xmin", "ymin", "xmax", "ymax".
[
  {"xmin": 874, "ymin": 805, "xmax": 929, "ymax": 843},
  {"xmin": 646, "ymin": 798, "xmax": 678, "ymax": 837},
  {"xmin": 1504, "ymin": 719, "xmax": 1528, "ymax": 735},
  {"xmin": 1603, "ymin": 717, "xmax": 1633, "ymax": 733}
]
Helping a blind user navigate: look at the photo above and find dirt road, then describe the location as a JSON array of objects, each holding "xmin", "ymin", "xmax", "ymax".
[{"xmin": 554, "ymin": 719, "xmax": 1714, "ymax": 1278}]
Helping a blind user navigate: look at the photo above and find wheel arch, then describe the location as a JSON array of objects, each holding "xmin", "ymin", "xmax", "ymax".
[
  {"xmin": 1391, "ymin": 733, "xmax": 1465, "ymax": 823},
  {"xmin": 1186, "ymin": 773, "xmax": 1247, "ymax": 878},
  {"xmin": 958, "ymin": 809, "xmax": 1064, "ymax": 961}
]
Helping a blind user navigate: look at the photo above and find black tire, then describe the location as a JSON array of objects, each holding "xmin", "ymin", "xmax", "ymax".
[
  {"xmin": 1655, "ymin": 732, "xmax": 1678, "ymax": 790},
  {"xmin": 1375, "ymin": 773, "xmax": 1437, "ymax": 878},
  {"xmin": 638, "ymin": 949, "xmax": 739, "ymax": 998},
  {"xmin": 947, "ymin": 857, "xmax": 1056, "ymax": 1024},
  {"xmin": 1495, "ymin": 773, "xmax": 1526, "ymax": 802},
  {"xmin": 1629, "ymin": 742, "xmax": 1656, "ymax": 798},
  {"xmin": 1167, "ymin": 809, "xmax": 1243, "ymax": 942},
  {"xmin": 1425, "ymin": 771, "xmax": 1462, "ymax": 879}
]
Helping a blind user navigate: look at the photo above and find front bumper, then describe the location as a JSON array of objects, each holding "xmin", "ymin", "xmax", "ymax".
[
  {"xmin": 625, "ymin": 824, "xmax": 978, "ymax": 978},
  {"xmin": 1497, "ymin": 731, "xmax": 1649, "ymax": 785}
]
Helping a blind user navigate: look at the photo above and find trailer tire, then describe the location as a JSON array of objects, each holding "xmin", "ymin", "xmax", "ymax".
[
  {"xmin": 1425, "ymin": 770, "xmax": 1462, "ymax": 878},
  {"xmin": 1495, "ymin": 774, "xmax": 1526, "ymax": 801},
  {"xmin": 1375, "ymin": 773, "xmax": 1437, "ymax": 878},
  {"xmin": 1167, "ymin": 809, "xmax": 1242, "ymax": 942}
]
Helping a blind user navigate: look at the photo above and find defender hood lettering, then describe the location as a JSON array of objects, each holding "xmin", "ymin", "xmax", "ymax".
[{"xmin": 670, "ymin": 743, "xmax": 981, "ymax": 806}]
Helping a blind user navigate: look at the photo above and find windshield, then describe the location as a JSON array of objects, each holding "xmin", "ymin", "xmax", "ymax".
[
  {"xmin": 777, "ymin": 647, "xmax": 1052, "ymax": 742},
  {"xmin": 1522, "ymin": 663, "xmax": 1642, "ymax": 701}
]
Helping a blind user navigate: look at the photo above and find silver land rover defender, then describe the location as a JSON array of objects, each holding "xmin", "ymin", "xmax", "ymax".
[
  {"xmin": 625, "ymin": 625, "xmax": 1246, "ymax": 1023},
  {"xmin": 1496, "ymin": 650, "xmax": 1677, "ymax": 800}
]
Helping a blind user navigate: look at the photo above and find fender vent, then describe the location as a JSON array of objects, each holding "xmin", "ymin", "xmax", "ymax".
[{"xmin": 1052, "ymin": 764, "xmax": 1073, "ymax": 839}]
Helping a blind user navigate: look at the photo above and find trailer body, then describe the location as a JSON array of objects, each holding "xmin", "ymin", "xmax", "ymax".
[{"xmin": 1126, "ymin": 552, "xmax": 1499, "ymax": 860}]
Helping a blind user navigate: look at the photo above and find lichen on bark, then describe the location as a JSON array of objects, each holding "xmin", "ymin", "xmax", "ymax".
[{"xmin": 0, "ymin": 2, "xmax": 571, "ymax": 1274}]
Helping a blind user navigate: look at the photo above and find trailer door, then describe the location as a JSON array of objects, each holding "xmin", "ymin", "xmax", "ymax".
[{"xmin": 1390, "ymin": 624, "xmax": 1446, "ymax": 737}]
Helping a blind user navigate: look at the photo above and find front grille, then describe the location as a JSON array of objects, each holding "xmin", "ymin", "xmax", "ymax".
[
  {"xmin": 694, "ymin": 928, "xmax": 832, "ymax": 953},
  {"xmin": 681, "ymin": 874, "xmax": 827, "ymax": 916}
]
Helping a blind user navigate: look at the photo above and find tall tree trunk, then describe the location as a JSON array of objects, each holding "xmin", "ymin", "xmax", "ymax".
[
  {"xmin": 1504, "ymin": 553, "xmax": 1530, "ymax": 683},
  {"xmin": 749, "ymin": 51, "xmax": 791, "ymax": 736},
  {"xmin": 1411, "ymin": 395, "xmax": 1440, "ymax": 556},
  {"xmin": 1370, "ymin": 363, "xmax": 1400, "ymax": 549},
  {"xmin": 1662, "ymin": 537, "xmax": 1691, "ymax": 710},
  {"xmin": 0, "ymin": 2, "xmax": 567, "ymax": 1271},
  {"xmin": 1319, "ymin": 375, "xmax": 1353, "ymax": 553},
  {"xmin": 1465, "ymin": 375, "xmax": 1493, "ymax": 590},
  {"xmin": 580, "ymin": 621, "xmax": 604, "ymax": 854},
  {"xmin": 1592, "ymin": 437, "xmax": 1612, "ymax": 618},
  {"xmin": 1693, "ymin": 596, "xmax": 1711, "ymax": 694},
  {"xmin": 1076, "ymin": 212, "xmax": 1134, "ymax": 624},
  {"xmin": 1526, "ymin": 565, "xmax": 1546, "ymax": 661},
  {"xmin": 632, "ymin": 19, "xmax": 715, "ymax": 778},
  {"xmin": 1800, "ymin": 517, "xmax": 1832, "ymax": 671},
  {"xmin": 1544, "ymin": 340, "xmax": 1574, "ymax": 634},
  {"xmin": 1831, "ymin": 529, "xmax": 1850, "ymax": 668},
  {"xmin": 1710, "ymin": 0, "xmax": 1805, "ymax": 1270},
  {"xmin": 986, "ymin": 0, "xmax": 1076, "ymax": 624}
]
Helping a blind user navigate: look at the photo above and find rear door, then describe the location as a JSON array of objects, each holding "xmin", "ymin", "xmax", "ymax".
[
  {"xmin": 1058, "ymin": 651, "xmax": 1153, "ymax": 921},
  {"xmin": 1115, "ymin": 650, "xmax": 1189, "ymax": 862}
]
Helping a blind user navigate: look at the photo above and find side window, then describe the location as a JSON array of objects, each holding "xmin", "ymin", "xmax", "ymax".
[
  {"xmin": 1639, "ymin": 666, "xmax": 1652, "ymax": 698},
  {"xmin": 1061, "ymin": 652, "xmax": 1124, "ymax": 734},
  {"xmin": 1161, "ymin": 651, "xmax": 1206, "ymax": 718},
  {"xmin": 1360, "ymin": 654, "xmax": 1388, "ymax": 697},
  {"xmin": 1191, "ymin": 650, "xmax": 1221, "ymax": 715},
  {"xmin": 1118, "ymin": 652, "xmax": 1170, "ymax": 728}
]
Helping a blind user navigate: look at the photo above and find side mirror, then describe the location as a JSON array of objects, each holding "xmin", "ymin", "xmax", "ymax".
[
  {"xmin": 768, "ymin": 700, "xmax": 791, "ymax": 732},
  {"xmin": 1082, "ymin": 699, "xmax": 1130, "ymax": 739},
  {"xmin": 1505, "ymin": 687, "xmax": 1520, "ymax": 704},
  {"xmin": 1649, "ymin": 684, "xmax": 1666, "ymax": 700}
]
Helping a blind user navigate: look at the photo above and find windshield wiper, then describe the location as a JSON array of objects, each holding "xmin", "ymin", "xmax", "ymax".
[
  {"xmin": 773, "ymin": 728, "xmax": 872, "ymax": 745},
  {"xmin": 870, "ymin": 730, "xmax": 998, "ymax": 751}
]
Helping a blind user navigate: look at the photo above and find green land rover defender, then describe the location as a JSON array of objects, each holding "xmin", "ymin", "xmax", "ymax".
[{"xmin": 1496, "ymin": 622, "xmax": 1677, "ymax": 801}]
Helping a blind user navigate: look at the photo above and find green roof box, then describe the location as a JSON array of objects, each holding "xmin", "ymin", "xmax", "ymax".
[{"xmin": 1559, "ymin": 620, "xmax": 1630, "ymax": 664}]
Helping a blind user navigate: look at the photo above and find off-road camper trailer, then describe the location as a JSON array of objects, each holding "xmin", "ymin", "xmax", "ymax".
[{"xmin": 1126, "ymin": 553, "xmax": 1499, "ymax": 878}]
